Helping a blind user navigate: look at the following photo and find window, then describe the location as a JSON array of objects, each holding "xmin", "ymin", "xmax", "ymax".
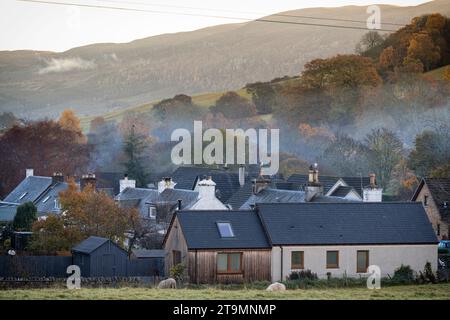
[
  {"xmin": 19, "ymin": 192, "xmax": 27, "ymax": 200},
  {"xmin": 291, "ymin": 251, "xmax": 304, "ymax": 269},
  {"xmin": 42, "ymin": 196, "xmax": 50, "ymax": 203},
  {"xmin": 217, "ymin": 253, "xmax": 242, "ymax": 273},
  {"xmin": 216, "ymin": 222, "xmax": 234, "ymax": 238},
  {"xmin": 437, "ymin": 224, "xmax": 441, "ymax": 236},
  {"xmin": 424, "ymin": 195, "xmax": 428, "ymax": 206},
  {"xmin": 172, "ymin": 250, "xmax": 181, "ymax": 265},
  {"xmin": 54, "ymin": 199, "xmax": 61, "ymax": 210},
  {"xmin": 326, "ymin": 251, "xmax": 339, "ymax": 268},
  {"xmin": 357, "ymin": 251, "xmax": 369, "ymax": 273},
  {"xmin": 148, "ymin": 206, "xmax": 157, "ymax": 219}
]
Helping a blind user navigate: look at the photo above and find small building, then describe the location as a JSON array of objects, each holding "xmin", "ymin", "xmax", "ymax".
[
  {"xmin": 163, "ymin": 211, "xmax": 271, "ymax": 284},
  {"xmin": 72, "ymin": 236, "xmax": 128, "ymax": 277},
  {"xmin": 412, "ymin": 178, "xmax": 450, "ymax": 240}
]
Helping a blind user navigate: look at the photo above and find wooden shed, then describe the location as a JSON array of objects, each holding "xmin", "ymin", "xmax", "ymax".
[
  {"xmin": 72, "ymin": 236, "xmax": 128, "ymax": 277},
  {"xmin": 163, "ymin": 211, "xmax": 271, "ymax": 284}
]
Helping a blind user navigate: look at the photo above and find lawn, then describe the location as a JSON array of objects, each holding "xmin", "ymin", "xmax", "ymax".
[{"xmin": 1, "ymin": 283, "xmax": 449, "ymax": 300}]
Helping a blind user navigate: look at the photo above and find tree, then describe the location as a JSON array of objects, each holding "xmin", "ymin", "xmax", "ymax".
[
  {"xmin": 210, "ymin": 91, "xmax": 257, "ymax": 119},
  {"xmin": 12, "ymin": 202, "xmax": 37, "ymax": 231},
  {"xmin": 59, "ymin": 109, "xmax": 85, "ymax": 143},
  {"xmin": 0, "ymin": 120, "xmax": 90, "ymax": 198},
  {"xmin": 356, "ymin": 31, "xmax": 384, "ymax": 53},
  {"xmin": 405, "ymin": 32, "xmax": 441, "ymax": 71},
  {"xmin": 365, "ymin": 128, "xmax": 404, "ymax": 188},
  {"xmin": 245, "ymin": 82, "xmax": 277, "ymax": 114},
  {"xmin": 122, "ymin": 125, "xmax": 149, "ymax": 187}
]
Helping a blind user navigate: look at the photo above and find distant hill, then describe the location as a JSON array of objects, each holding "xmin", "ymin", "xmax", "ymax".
[{"xmin": 0, "ymin": 0, "xmax": 449, "ymax": 119}]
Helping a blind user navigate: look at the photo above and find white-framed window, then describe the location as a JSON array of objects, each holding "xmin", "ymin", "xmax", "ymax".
[
  {"xmin": 148, "ymin": 206, "xmax": 157, "ymax": 219},
  {"xmin": 216, "ymin": 222, "xmax": 234, "ymax": 238},
  {"xmin": 19, "ymin": 192, "xmax": 28, "ymax": 200},
  {"xmin": 42, "ymin": 196, "xmax": 50, "ymax": 203}
]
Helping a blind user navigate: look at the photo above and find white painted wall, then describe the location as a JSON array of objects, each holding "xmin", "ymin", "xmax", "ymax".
[
  {"xmin": 363, "ymin": 188, "xmax": 383, "ymax": 202},
  {"xmin": 271, "ymin": 244, "xmax": 437, "ymax": 281},
  {"xmin": 119, "ymin": 177, "xmax": 136, "ymax": 193}
]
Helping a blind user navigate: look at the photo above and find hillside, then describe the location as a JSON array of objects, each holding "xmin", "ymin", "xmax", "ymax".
[{"xmin": 1, "ymin": 0, "xmax": 449, "ymax": 119}]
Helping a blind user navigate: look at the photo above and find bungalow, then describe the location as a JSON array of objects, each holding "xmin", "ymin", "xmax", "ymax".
[
  {"xmin": 412, "ymin": 178, "xmax": 450, "ymax": 240},
  {"xmin": 163, "ymin": 202, "xmax": 438, "ymax": 283}
]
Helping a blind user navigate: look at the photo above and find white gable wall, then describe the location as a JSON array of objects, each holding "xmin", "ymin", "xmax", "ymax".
[{"xmin": 271, "ymin": 244, "xmax": 437, "ymax": 282}]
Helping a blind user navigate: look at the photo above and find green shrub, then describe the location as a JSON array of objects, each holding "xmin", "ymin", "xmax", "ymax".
[
  {"xmin": 288, "ymin": 269, "xmax": 318, "ymax": 281},
  {"xmin": 390, "ymin": 265, "xmax": 416, "ymax": 284},
  {"xmin": 418, "ymin": 262, "xmax": 437, "ymax": 284},
  {"xmin": 169, "ymin": 263, "xmax": 185, "ymax": 282}
]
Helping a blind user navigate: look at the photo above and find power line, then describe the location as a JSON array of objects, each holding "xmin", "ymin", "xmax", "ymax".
[
  {"xmin": 98, "ymin": 0, "xmax": 406, "ymax": 27},
  {"xmin": 17, "ymin": 0, "xmax": 399, "ymax": 32}
]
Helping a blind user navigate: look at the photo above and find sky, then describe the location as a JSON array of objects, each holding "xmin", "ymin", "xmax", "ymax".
[{"xmin": 0, "ymin": 0, "xmax": 432, "ymax": 52}]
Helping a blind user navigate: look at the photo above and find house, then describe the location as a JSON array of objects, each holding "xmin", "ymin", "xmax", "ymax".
[
  {"xmin": 163, "ymin": 210, "xmax": 271, "ymax": 283},
  {"xmin": 258, "ymin": 202, "xmax": 438, "ymax": 280},
  {"xmin": 72, "ymin": 236, "xmax": 128, "ymax": 277},
  {"xmin": 163, "ymin": 202, "xmax": 438, "ymax": 283},
  {"xmin": 412, "ymin": 178, "xmax": 450, "ymax": 240}
]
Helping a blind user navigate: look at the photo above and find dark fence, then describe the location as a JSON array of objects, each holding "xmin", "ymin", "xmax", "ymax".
[
  {"xmin": 0, "ymin": 255, "xmax": 165, "ymax": 278},
  {"xmin": 0, "ymin": 256, "xmax": 72, "ymax": 278}
]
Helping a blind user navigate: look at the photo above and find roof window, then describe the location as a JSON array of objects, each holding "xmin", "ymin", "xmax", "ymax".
[{"xmin": 217, "ymin": 222, "xmax": 234, "ymax": 238}]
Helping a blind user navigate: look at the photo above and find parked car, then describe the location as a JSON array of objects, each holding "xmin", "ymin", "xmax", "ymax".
[{"xmin": 438, "ymin": 240, "xmax": 450, "ymax": 253}]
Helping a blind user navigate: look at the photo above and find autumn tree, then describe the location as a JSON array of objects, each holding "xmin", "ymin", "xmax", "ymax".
[
  {"xmin": 210, "ymin": 92, "xmax": 257, "ymax": 119},
  {"xmin": 356, "ymin": 31, "xmax": 384, "ymax": 54},
  {"xmin": 13, "ymin": 202, "xmax": 37, "ymax": 231},
  {"xmin": 245, "ymin": 81, "xmax": 277, "ymax": 114},
  {"xmin": 0, "ymin": 120, "xmax": 90, "ymax": 198},
  {"xmin": 364, "ymin": 128, "xmax": 404, "ymax": 188},
  {"xmin": 405, "ymin": 32, "xmax": 441, "ymax": 72},
  {"xmin": 59, "ymin": 109, "xmax": 85, "ymax": 143}
]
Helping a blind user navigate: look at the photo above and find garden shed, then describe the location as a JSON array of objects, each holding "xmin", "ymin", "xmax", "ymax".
[{"xmin": 72, "ymin": 236, "xmax": 128, "ymax": 277}]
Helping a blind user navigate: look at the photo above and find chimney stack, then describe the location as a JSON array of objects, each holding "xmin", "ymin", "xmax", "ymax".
[
  {"xmin": 81, "ymin": 173, "xmax": 96, "ymax": 191},
  {"xmin": 363, "ymin": 173, "xmax": 382, "ymax": 202},
  {"xmin": 305, "ymin": 163, "xmax": 323, "ymax": 201},
  {"xmin": 197, "ymin": 176, "xmax": 217, "ymax": 199},
  {"xmin": 238, "ymin": 166, "xmax": 245, "ymax": 187},
  {"xmin": 52, "ymin": 172, "xmax": 64, "ymax": 185},
  {"xmin": 252, "ymin": 177, "xmax": 270, "ymax": 195},
  {"xmin": 119, "ymin": 174, "xmax": 136, "ymax": 193},
  {"xmin": 26, "ymin": 168, "xmax": 34, "ymax": 178}
]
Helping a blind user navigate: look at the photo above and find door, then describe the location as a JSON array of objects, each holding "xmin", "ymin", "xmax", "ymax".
[{"xmin": 102, "ymin": 254, "xmax": 116, "ymax": 277}]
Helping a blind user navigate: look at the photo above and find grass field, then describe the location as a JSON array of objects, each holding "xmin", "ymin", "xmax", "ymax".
[{"xmin": 1, "ymin": 283, "xmax": 449, "ymax": 300}]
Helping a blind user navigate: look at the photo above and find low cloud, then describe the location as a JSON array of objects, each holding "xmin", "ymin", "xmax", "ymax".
[{"xmin": 38, "ymin": 57, "xmax": 96, "ymax": 74}]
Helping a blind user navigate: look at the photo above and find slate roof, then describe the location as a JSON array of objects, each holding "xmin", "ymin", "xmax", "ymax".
[
  {"xmin": 4, "ymin": 176, "xmax": 52, "ymax": 204},
  {"xmin": 287, "ymin": 174, "xmax": 370, "ymax": 196},
  {"xmin": 240, "ymin": 188, "xmax": 306, "ymax": 209},
  {"xmin": 132, "ymin": 249, "xmax": 166, "ymax": 258},
  {"xmin": 175, "ymin": 211, "xmax": 270, "ymax": 249},
  {"xmin": 309, "ymin": 195, "xmax": 356, "ymax": 203},
  {"xmin": 34, "ymin": 182, "xmax": 69, "ymax": 214},
  {"xmin": 226, "ymin": 181, "xmax": 253, "ymax": 210},
  {"xmin": 0, "ymin": 204, "xmax": 19, "ymax": 222},
  {"xmin": 257, "ymin": 202, "xmax": 438, "ymax": 246},
  {"xmin": 170, "ymin": 166, "xmax": 244, "ymax": 202},
  {"xmin": 412, "ymin": 178, "xmax": 450, "ymax": 220},
  {"xmin": 329, "ymin": 186, "xmax": 355, "ymax": 198},
  {"xmin": 72, "ymin": 236, "xmax": 110, "ymax": 254}
]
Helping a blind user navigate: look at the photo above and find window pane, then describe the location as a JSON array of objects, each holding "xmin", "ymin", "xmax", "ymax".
[
  {"xmin": 357, "ymin": 251, "xmax": 368, "ymax": 272},
  {"xmin": 217, "ymin": 222, "xmax": 234, "ymax": 237},
  {"xmin": 291, "ymin": 251, "xmax": 303, "ymax": 268},
  {"xmin": 217, "ymin": 254, "xmax": 228, "ymax": 272},
  {"xmin": 229, "ymin": 253, "xmax": 241, "ymax": 271},
  {"xmin": 327, "ymin": 251, "xmax": 338, "ymax": 267}
]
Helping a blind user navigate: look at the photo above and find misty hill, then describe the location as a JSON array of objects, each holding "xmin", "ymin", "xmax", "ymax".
[{"xmin": 0, "ymin": 0, "xmax": 449, "ymax": 119}]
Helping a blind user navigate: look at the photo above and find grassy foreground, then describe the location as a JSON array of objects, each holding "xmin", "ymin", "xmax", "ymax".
[{"xmin": 1, "ymin": 283, "xmax": 450, "ymax": 300}]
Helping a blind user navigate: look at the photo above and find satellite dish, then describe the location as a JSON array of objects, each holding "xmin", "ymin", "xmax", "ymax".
[{"xmin": 8, "ymin": 249, "xmax": 16, "ymax": 256}]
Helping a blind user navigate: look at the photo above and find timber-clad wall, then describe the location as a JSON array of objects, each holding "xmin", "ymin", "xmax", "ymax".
[{"xmin": 187, "ymin": 249, "xmax": 271, "ymax": 284}]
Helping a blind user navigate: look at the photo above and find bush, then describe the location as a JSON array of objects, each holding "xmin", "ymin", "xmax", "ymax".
[
  {"xmin": 288, "ymin": 270, "xmax": 318, "ymax": 281},
  {"xmin": 418, "ymin": 262, "xmax": 437, "ymax": 284},
  {"xmin": 169, "ymin": 263, "xmax": 185, "ymax": 282},
  {"xmin": 390, "ymin": 265, "xmax": 416, "ymax": 284}
]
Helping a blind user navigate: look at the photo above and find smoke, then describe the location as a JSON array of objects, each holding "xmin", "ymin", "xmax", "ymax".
[{"xmin": 38, "ymin": 57, "xmax": 96, "ymax": 74}]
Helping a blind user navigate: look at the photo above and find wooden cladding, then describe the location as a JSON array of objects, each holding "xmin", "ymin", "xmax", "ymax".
[{"xmin": 188, "ymin": 249, "xmax": 271, "ymax": 284}]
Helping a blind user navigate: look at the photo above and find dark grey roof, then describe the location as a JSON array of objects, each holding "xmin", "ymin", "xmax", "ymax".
[
  {"xmin": 226, "ymin": 181, "xmax": 253, "ymax": 210},
  {"xmin": 72, "ymin": 236, "xmax": 110, "ymax": 254},
  {"xmin": 95, "ymin": 172, "xmax": 124, "ymax": 195},
  {"xmin": 342, "ymin": 176, "xmax": 371, "ymax": 197},
  {"xmin": 4, "ymin": 176, "xmax": 52, "ymax": 204},
  {"xmin": 34, "ymin": 182, "xmax": 69, "ymax": 214},
  {"xmin": 132, "ymin": 249, "xmax": 165, "ymax": 258},
  {"xmin": 309, "ymin": 195, "xmax": 356, "ymax": 203},
  {"xmin": 176, "ymin": 211, "xmax": 270, "ymax": 249},
  {"xmin": 329, "ymin": 186, "xmax": 355, "ymax": 198},
  {"xmin": 171, "ymin": 166, "xmax": 242, "ymax": 202},
  {"xmin": 0, "ymin": 204, "xmax": 18, "ymax": 222},
  {"xmin": 240, "ymin": 188, "xmax": 305, "ymax": 209},
  {"xmin": 257, "ymin": 202, "xmax": 438, "ymax": 246},
  {"xmin": 412, "ymin": 178, "xmax": 450, "ymax": 220},
  {"xmin": 115, "ymin": 187, "xmax": 157, "ymax": 201},
  {"xmin": 287, "ymin": 174, "xmax": 339, "ymax": 193}
]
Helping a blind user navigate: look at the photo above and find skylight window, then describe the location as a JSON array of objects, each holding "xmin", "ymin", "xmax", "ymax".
[
  {"xmin": 42, "ymin": 196, "xmax": 50, "ymax": 203},
  {"xmin": 19, "ymin": 192, "xmax": 28, "ymax": 200},
  {"xmin": 217, "ymin": 222, "xmax": 234, "ymax": 238}
]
